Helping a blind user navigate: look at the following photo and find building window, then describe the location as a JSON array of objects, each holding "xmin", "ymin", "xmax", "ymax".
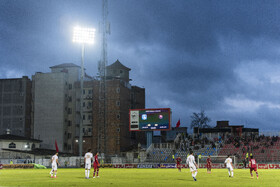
[
  {"xmin": 120, "ymin": 70, "xmax": 123, "ymax": 74},
  {"xmin": 68, "ymin": 108, "xmax": 72, "ymax": 114},
  {"xmin": 116, "ymin": 101, "xmax": 120, "ymax": 106},
  {"xmin": 68, "ymin": 96, "xmax": 72, "ymax": 102},
  {"xmin": 83, "ymin": 115, "xmax": 85, "ymax": 120},
  {"xmin": 117, "ymin": 128, "xmax": 120, "ymax": 132},
  {"xmin": 88, "ymin": 90, "xmax": 92, "ymax": 94},
  {"xmin": 69, "ymin": 84, "xmax": 72, "ymax": 90},
  {"xmin": 83, "ymin": 102, "xmax": 85, "ymax": 107},
  {"xmin": 68, "ymin": 133, "xmax": 71, "ymax": 139},
  {"xmin": 117, "ymin": 114, "xmax": 120, "ymax": 119},
  {"xmin": 25, "ymin": 142, "xmax": 30, "ymax": 149},
  {"xmin": 9, "ymin": 142, "xmax": 16, "ymax": 148},
  {"xmin": 88, "ymin": 115, "xmax": 92, "ymax": 120},
  {"xmin": 116, "ymin": 87, "xmax": 120, "ymax": 93},
  {"xmin": 83, "ymin": 89, "xmax": 85, "ymax": 95},
  {"xmin": 68, "ymin": 121, "xmax": 72, "ymax": 126}
]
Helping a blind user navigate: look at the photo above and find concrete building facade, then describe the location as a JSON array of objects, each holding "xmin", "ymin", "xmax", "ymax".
[
  {"xmin": 32, "ymin": 63, "xmax": 80, "ymax": 153},
  {"xmin": 32, "ymin": 61, "xmax": 145, "ymax": 155},
  {"xmin": 85, "ymin": 60, "xmax": 146, "ymax": 155},
  {"xmin": 0, "ymin": 76, "xmax": 32, "ymax": 137}
]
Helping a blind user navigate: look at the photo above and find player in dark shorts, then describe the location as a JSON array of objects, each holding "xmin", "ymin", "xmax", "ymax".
[
  {"xmin": 93, "ymin": 152, "xmax": 100, "ymax": 178},
  {"xmin": 207, "ymin": 155, "xmax": 212, "ymax": 173},
  {"xmin": 249, "ymin": 155, "xmax": 259, "ymax": 179},
  {"xmin": 176, "ymin": 157, "xmax": 182, "ymax": 172}
]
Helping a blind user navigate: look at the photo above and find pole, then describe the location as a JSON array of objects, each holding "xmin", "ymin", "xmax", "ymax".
[
  {"xmin": 79, "ymin": 44, "xmax": 85, "ymax": 162},
  {"xmin": 146, "ymin": 131, "xmax": 153, "ymax": 149}
]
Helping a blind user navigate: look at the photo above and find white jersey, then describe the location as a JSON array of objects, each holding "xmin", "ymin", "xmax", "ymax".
[
  {"xmin": 225, "ymin": 158, "xmax": 232, "ymax": 168},
  {"xmin": 84, "ymin": 152, "xmax": 93, "ymax": 164},
  {"xmin": 52, "ymin": 155, "xmax": 58, "ymax": 165},
  {"xmin": 186, "ymin": 155, "xmax": 196, "ymax": 166}
]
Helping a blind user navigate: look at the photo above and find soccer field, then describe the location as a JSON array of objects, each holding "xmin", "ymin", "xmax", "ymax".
[{"xmin": 0, "ymin": 168, "xmax": 279, "ymax": 186}]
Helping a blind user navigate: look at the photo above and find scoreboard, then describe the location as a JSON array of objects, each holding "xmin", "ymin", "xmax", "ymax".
[{"xmin": 129, "ymin": 108, "xmax": 171, "ymax": 131}]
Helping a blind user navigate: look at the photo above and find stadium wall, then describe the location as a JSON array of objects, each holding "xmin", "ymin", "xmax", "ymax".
[
  {"xmin": 112, "ymin": 163, "xmax": 280, "ymax": 169},
  {"xmin": 1, "ymin": 158, "xmax": 280, "ymax": 169}
]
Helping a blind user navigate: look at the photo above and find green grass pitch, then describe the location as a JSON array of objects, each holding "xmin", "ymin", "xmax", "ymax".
[{"xmin": 0, "ymin": 168, "xmax": 279, "ymax": 186}]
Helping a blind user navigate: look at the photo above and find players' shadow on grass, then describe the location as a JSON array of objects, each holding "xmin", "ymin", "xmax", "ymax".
[{"xmin": 177, "ymin": 178, "xmax": 194, "ymax": 181}]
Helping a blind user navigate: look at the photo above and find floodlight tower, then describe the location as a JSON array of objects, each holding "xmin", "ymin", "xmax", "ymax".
[
  {"xmin": 98, "ymin": 0, "xmax": 110, "ymax": 154},
  {"xmin": 73, "ymin": 26, "xmax": 95, "ymax": 158}
]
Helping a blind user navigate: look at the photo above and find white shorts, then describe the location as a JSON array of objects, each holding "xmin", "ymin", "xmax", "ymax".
[
  {"xmin": 52, "ymin": 164, "xmax": 57, "ymax": 171},
  {"xmin": 227, "ymin": 166, "xmax": 233, "ymax": 171},
  {"xmin": 85, "ymin": 163, "xmax": 92, "ymax": 170},
  {"xmin": 189, "ymin": 164, "xmax": 197, "ymax": 172}
]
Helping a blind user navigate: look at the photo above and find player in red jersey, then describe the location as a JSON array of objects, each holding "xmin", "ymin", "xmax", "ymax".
[
  {"xmin": 206, "ymin": 155, "xmax": 212, "ymax": 174},
  {"xmin": 176, "ymin": 157, "xmax": 182, "ymax": 172},
  {"xmin": 93, "ymin": 152, "xmax": 100, "ymax": 178},
  {"xmin": 249, "ymin": 155, "xmax": 259, "ymax": 179}
]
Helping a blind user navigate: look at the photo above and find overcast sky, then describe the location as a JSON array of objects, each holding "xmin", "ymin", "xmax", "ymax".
[{"xmin": 1, "ymin": 0, "xmax": 280, "ymax": 132}]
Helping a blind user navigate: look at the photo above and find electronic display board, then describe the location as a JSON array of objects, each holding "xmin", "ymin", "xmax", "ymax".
[{"xmin": 129, "ymin": 108, "xmax": 171, "ymax": 131}]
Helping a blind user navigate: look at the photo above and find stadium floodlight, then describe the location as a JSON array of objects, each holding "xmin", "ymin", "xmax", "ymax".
[
  {"xmin": 73, "ymin": 26, "xmax": 95, "ymax": 44},
  {"xmin": 73, "ymin": 26, "xmax": 95, "ymax": 161}
]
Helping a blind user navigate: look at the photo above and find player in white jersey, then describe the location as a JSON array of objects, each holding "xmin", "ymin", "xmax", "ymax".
[
  {"xmin": 225, "ymin": 155, "xmax": 234, "ymax": 177},
  {"xmin": 50, "ymin": 153, "xmax": 60, "ymax": 178},
  {"xmin": 186, "ymin": 151, "xmax": 198, "ymax": 181},
  {"xmin": 84, "ymin": 149, "xmax": 93, "ymax": 179}
]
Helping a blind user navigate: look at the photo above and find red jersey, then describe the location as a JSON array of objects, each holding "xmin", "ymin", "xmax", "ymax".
[
  {"xmin": 249, "ymin": 159, "xmax": 257, "ymax": 168},
  {"xmin": 176, "ymin": 157, "xmax": 182, "ymax": 164},
  {"xmin": 94, "ymin": 155, "xmax": 99, "ymax": 165},
  {"xmin": 207, "ymin": 158, "xmax": 211, "ymax": 164}
]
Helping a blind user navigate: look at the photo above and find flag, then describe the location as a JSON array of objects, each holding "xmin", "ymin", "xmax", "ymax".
[
  {"xmin": 176, "ymin": 119, "xmax": 181, "ymax": 128},
  {"xmin": 55, "ymin": 140, "xmax": 59, "ymax": 153}
]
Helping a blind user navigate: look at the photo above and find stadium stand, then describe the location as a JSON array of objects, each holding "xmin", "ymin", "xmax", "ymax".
[{"xmin": 146, "ymin": 132, "xmax": 280, "ymax": 163}]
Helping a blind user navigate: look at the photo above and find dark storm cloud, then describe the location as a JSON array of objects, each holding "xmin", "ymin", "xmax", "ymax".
[
  {"xmin": 108, "ymin": 0, "xmax": 280, "ymax": 131},
  {"xmin": 1, "ymin": 0, "xmax": 280, "ymax": 131}
]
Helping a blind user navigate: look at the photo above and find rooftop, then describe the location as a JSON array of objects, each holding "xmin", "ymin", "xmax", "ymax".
[
  {"xmin": 0, "ymin": 134, "xmax": 42, "ymax": 142},
  {"xmin": 50, "ymin": 63, "xmax": 80, "ymax": 69},
  {"xmin": 106, "ymin": 60, "xmax": 131, "ymax": 71}
]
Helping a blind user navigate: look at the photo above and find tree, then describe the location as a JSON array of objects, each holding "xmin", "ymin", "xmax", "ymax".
[{"xmin": 190, "ymin": 110, "xmax": 211, "ymax": 129}]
